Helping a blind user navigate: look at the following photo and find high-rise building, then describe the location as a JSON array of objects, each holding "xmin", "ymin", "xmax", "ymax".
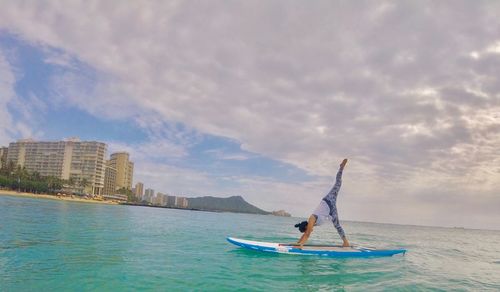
[
  {"xmin": 134, "ymin": 182, "xmax": 144, "ymax": 200},
  {"xmin": 144, "ymin": 188, "xmax": 154, "ymax": 203},
  {"xmin": 103, "ymin": 162, "xmax": 117, "ymax": 196},
  {"xmin": 108, "ymin": 152, "xmax": 134, "ymax": 190},
  {"xmin": 167, "ymin": 195, "xmax": 176, "ymax": 207},
  {"xmin": 6, "ymin": 138, "xmax": 106, "ymax": 194},
  {"xmin": 0, "ymin": 146, "xmax": 8, "ymax": 169},
  {"xmin": 145, "ymin": 188, "xmax": 154, "ymax": 197},
  {"xmin": 153, "ymin": 194, "xmax": 163, "ymax": 205},
  {"xmin": 156, "ymin": 192, "xmax": 168, "ymax": 206},
  {"xmin": 176, "ymin": 197, "xmax": 188, "ymax": 208}
]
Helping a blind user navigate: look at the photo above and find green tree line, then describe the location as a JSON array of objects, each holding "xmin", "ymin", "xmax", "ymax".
[
  {"xmin": 116, "ymin": 187, "xmax": 139, "ymax": 203},
  {"xmin": 0, "ymin": 160, "xmax": 87, "ymax": 194}
]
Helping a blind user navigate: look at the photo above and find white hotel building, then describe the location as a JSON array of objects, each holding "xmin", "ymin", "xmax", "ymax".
[{"xmin": 7, "ymin": 138, "xmax": 107, "ymax": 195}]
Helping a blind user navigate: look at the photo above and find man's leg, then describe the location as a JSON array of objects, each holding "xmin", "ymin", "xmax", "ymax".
[
  {"xmin": 332, "ymin": 214, "xmax": 350, "ymax": 247},
  {"xmin": 324, "ymin": 167, "xmax": 343, "ymax": 202},
  {"xmin": 331, "ymin": 214, "xmax": 346, "ymax": 240}
]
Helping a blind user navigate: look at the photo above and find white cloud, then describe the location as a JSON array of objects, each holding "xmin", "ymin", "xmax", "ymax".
[
  {"xmin": 134, "ymin": 161, "xmax": 215, "ymax": 196},
  {"xmin": 0, "ymin": 47, "xmax": 48, "ymax": 142},
  {"xmin": 486, "ymin": 41, "xmax": 500, "ymax": 54},
  {"xmin": 107, "ymin": 138, "xmax": 188, "ymax": 163},
  {"xmin": 42, "ymin": 48, "xmax": 79, "ymax": 69},
  {"xmin": 1, "ymin": 1, "xmax": 500, "ymax": 228},
  {"xmin": 204, "ymin": 149, "xmax": 252, "ymax": 161},
  {"xmin": 0, "ymin": 49, "xmax": 40, "ymax": 144},
  {"xmin": 0, "ymin": 49, "xmax": 16, "ymax": 145}
]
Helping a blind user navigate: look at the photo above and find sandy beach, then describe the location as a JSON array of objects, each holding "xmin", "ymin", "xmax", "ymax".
[{"xmin": 0, "ymin": 189, "xmax": 118, "ymax": 205}]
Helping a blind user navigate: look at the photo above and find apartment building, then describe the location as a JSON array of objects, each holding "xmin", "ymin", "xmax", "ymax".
[
  {"xmin": 167, "ymin": 195, "xmax": 176, "ymax": 207},
  {"xmin": 6, "ymin": 138, "xmax": 106, "ymax": 194},
  {"xmin": 0, "ymin": 146, "xmax": 8, "ymax": 169},
  {"xmin": 176, "ymin": 197, "xmax": 188, "ymax": 208},
  {"xmin": 134, "ymin": 182, "xmax": 144, "ymax": 200},
  {"xmin": 144, "ymin": 188, "xmax": 154, "ymax": 203},
  {"xmin": 103, "ymin": 162, "xmax": 117, "ymax": 196},
  {"xmin": 108, "ymin": 152, "xmax": 134, "ymax": 190}
]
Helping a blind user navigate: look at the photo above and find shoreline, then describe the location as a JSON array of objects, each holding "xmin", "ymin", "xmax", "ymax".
[
  {"xmin": 120, "ymin": 202, "xmax": 272, "ymax": 216},
  {"xmin": 0, "ymin": 191, "xmax": 277, "ymax": 216},
  {"xmin": 0, "ymin": 189, "xmax": 118, "ymax": 205}
]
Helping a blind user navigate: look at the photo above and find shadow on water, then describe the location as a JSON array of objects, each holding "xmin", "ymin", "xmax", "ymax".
[
  {"xmin": 227, "ymin": 247, "xmax": 281, "ymax": 259},
  {"xmin": 0, "ymin": 238, "xmax": 69, "ymax": 250},
  {"xmin": 296, "ymin": 258, "xmax": 346, "ymax": 287},
  {"xmin": 226, "ymin": 245, "xmax": 378, "ymax": 290}
]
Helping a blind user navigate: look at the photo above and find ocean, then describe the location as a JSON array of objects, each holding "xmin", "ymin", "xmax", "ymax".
[{"xmin": 1, "ymin": 194, "xmax": 499, "ymax": 291}]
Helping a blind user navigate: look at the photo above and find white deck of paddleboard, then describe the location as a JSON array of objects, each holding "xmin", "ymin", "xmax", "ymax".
[{"xmin": 230, "ymin": 237, "xmax": 365, "ymax": 252}]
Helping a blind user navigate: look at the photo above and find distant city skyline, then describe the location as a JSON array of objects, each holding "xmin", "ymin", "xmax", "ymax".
[
  {"xmin": 0, "ymin": 137, "xmax": 186, "ymax": 207},
  {"xmin": 1, "ymin": 2, "xmax": 499, "ymax": 229}
]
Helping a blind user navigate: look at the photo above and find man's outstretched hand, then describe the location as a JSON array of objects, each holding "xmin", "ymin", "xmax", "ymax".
[{"xmin": 340, "ymin": 158, "xmax": 348, "ymax": 168}]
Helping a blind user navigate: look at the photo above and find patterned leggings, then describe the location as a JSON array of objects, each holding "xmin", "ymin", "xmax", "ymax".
[{"xmin": 323, "ymin": 167, "xmax": 346, "ymax": 239}]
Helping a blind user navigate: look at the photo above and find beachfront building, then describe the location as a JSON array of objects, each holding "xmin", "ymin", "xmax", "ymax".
[
  {"xmin": 144, "ymin": 188, "xmax": 154, "ymax": 203},
  {"xmin": 103, "ymin": 162, "xmax": 117, "ymax": 196},
  {"xmin": 102, "ymin": 193, "xmax": 128, "ymax": 202},
  {"xmin": 108, "ymin": 152, "xmax": 134, "ymax": 190},
  {"xmin": 134, "ymin": 182, "xmax": 144, "ymax": 201},
  {"xmin": 6, "ymin": 138, "xmax": 107, "ymax": 195},
  {"xmin": 176, "ymin": 197, "xmax": 188, "ymax": 208},
  {"xmin": 153, "ymin": 193, "xmax": 162, "ymax": 206},
  {"xmin": 155, "ymin": 192, "xmax": 168, "ymax": 206},
  {"xmin": 167, "ymin": 195, "xmax": 176, "ymax": 207},
  {"xmin": 152, "ymin": 195, "xmax": 159, "ymax": 205},
  {"xmin": 0, "ymin": 146, "xmax": 8, "ymax": 169}
]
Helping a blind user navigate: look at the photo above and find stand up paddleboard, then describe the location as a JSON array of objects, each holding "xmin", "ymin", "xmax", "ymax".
[{"xmin": 227, "ymin": 237, "xmax": 406, "ymax": 258}]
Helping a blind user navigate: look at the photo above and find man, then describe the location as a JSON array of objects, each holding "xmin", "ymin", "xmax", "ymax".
[{"xmin": 295, "ymin": 158, "xmax": 350, "ymax": 247}]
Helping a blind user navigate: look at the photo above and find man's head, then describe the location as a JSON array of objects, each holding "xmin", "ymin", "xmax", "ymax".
[{"xmin": 294, "ymin": 221, "xmax": 308, "ymax": 233}]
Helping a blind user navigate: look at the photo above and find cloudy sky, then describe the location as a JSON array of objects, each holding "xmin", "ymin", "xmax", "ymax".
[{"xmin": 1, "ymin": 1, "xmax": 499, "ymax": 229}]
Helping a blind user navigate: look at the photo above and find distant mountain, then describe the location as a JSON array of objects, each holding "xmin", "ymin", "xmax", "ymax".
[{"xmin": 187, "ymin": 195, "xmax": 269, "ymax": 215}]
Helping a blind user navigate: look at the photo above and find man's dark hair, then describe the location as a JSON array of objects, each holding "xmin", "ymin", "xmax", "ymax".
[{"xmin": 294, "ymin": 221, "xmax": 308, "ymax": 233}]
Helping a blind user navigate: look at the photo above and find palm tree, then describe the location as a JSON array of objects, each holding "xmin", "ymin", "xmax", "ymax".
[
  {"xmin": 14, "ymin": 165, "xmax": 29, "ymax": 180},
  {"xmin": 79, "ymin": 178, "xmax": 90, "ymax": 193},
  {"xmin": 5, "ymin": 160, "xmax": 16, "ymax": 177},
  {"xmin": 0, "ymin": 155, "xmax": 6, "ymax": 172},
  {"xmin": 46, "ymin": 176, "xmax": 63, "ymax": 192},
  {"xmin": 68, "ymin": 177, "xmax": 77, "ymax": 187},
  {"xmin": 30, "ymin": 171, "xmax": 42, "ymax": 181}
]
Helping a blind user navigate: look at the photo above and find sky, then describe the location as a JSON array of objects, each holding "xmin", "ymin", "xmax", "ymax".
[{"xmin": 0, "ymin": 1, "xmax": 499, "ymax": 230}]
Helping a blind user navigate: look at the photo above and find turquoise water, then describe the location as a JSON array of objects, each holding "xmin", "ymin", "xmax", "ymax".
[{"xmin": 1, "ymin": 194, "xmax": 499, "ymax": 291}]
